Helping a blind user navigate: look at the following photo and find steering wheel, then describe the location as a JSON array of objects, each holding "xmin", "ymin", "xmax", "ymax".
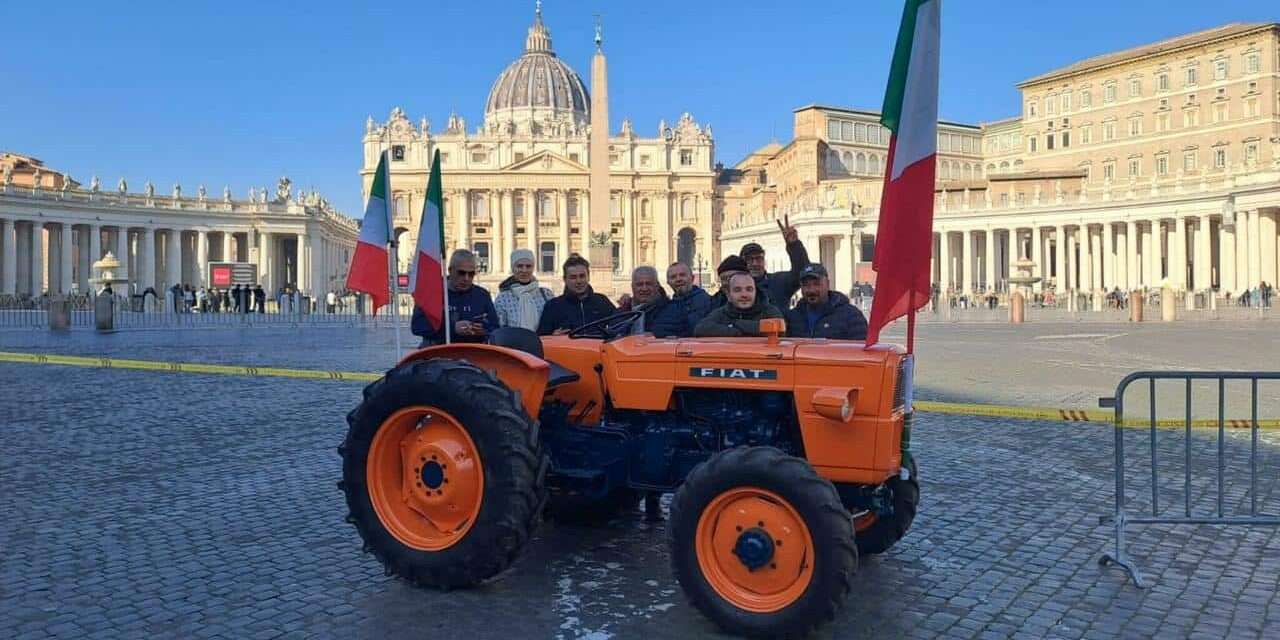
[{"xmin": 567, "ymin": 310, "xmax": 644, "ymax": 340}]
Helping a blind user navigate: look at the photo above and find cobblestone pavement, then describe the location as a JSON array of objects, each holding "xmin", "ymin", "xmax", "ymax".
[{"xmin": 2, "ymin": 330, "xmax": 1280, "ymax": 639}]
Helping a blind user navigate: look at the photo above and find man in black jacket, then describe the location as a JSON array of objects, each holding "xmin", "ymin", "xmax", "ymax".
[
  {"xmin": 740, "ymin": 215, "xmax": 810, "ymax": 309},
  {"xmin": 695, "ymin": 273, "xmax": 784, "ymax": 337},
  {"xmin": 537, "ymin": 255, "xmax": 616, "ymax": 335},
  {"xmin": 785, "ymin": 264, "xmax": 867, "ymax": 340}
]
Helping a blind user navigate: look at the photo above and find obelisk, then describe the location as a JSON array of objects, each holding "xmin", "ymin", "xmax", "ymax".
[{"xmin": 588, "ymin": 18, "xmax": 615, "ymax": 294}]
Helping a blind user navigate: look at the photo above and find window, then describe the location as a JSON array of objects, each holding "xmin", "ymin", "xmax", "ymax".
[
  {"xmin": 1246, "ymin": 53, "xmax": 1260, "ymax": 74},
  {"xmin": 679, "ymin": 149, "xmax": 693, "ymax": 166},
  {"xmin": 1213, "ymin": 102, "xmax": 1228, "ymax": 123},
  {"xmin": 639, "ymin": 154, "xmax": 651, "ymax": 168},
  {"xmin": 1046, "ymin": 133, "xmax": 1055, "ymax": 150},
  {"xmin": 1081, "ymin": 126, "xmax": 1093, "ymax": 144},
  {"xmin": 1185, "ymin": 67, "xmax": 1198, "ymax": 86},
  {"xmin": 1029, "ymin": 136, "xmax": 1038, "ymax": 152},
  {"xmin": 1103, "ymin": 121, "xmax": 1116, "ymax": 141},
  {"xmin": 439, "ymin": 152, "xmax": 450, "ymax": 165},
  {"xmin": 514, "ymin": 152, "xmax": 526, "ymax": 162},
  {"xmin": 938, "ymin": 134, "xmax": 950, "ymax": 152},
  {"xmin": 869, "ymin": 126, "xmax": 881, "ymax": 145},
  {"xmin": 640, "ymin": 199, "xmax": 651, "ymax": 220},
  {"xmin": 1183, "ymin": 150, "xmax": 1197, "ymax": 172},
  {"xmin": 1081, "ymin": 90, "xmax": 1092, "ymax": 107},
  {"xmin": 841, "ymin": 121, "xmax": 854, "ymax": 141},
  {"xmin": 539, "ymin": 242, "xmax": 556, "ymax": 273},
  {"xmin": 1183, "ymin": 109, "xmax": 1200, "ymax": 127},
  {"xmin": 999, "ymin": 193, "xmax": 1009, "ymax": 207},
  {"xmin": 1156, "ymin": 113, "xmax": 1170, "ymax": 131},
  {"xmin": 1128, "ymin": 78, "xmax": 1141, "ymax": 97},
  {"xmin": 1062, "ymin": 92, "xmax": 1072, "ymax": 112},
  {"xmin": 828, "ymin": 120, "xmax": 841, "ymax": 140},
  {"xmin": 569, "ymin": 153, "xmax": 580, "ymax": 163},
  {"xmin": 1104, "ymin": 83, "xmax": 1117, "ymax": 103},
  {"xmin": 1214, "ymin": 148, "xmax": 1227, "ymax": 169},
  {"xmin": 471, "ymin": 151, "xmax": 487, "ymax": 163},
  {"xmin": 473, "ymin": 241, "xmax": 491, "ymax": 273},
  {"xmin": 1128, "ymin": 117, "xmax": 1142, "ymax": 137},
  {"xmin": 1128, "ymin": 158, "xmax": 1140, "ymax": 177},
  {"xmin": 471, "ymin": 193, "xmax": 488, "ymax": 222},
  {"xmin": 1214, "ymin": 59, "xmax": 1228, "ymax": 81},
  {"xmin": 855, "ymin": 123, "xmax": 867, "ymax": 143},
  {"xmin": 1062, "ymin": 131, "xmax": 1071, "ymax": 148},
  {"xmin": 1156, "ymin": 154, "xmax": 1169, "ymax": 176},
  {"xmin": 1103, "ymin": 162, "xmax": 1115, "ymax": 181},
  {"xmin": 1245, "ymin": 142, "xmax": 1259, "ymax": 165},
  {"xmin": 611, "ymin": 242, "xmax": 621, "ymax": 274},
  {"xmin": 1245, "ymin": 97, "xmax": 1260, "ymax": 117},
  {"xmin": 392, "ymin": 145, "xmax": 406, "ymax": 161},
  {"xmin": 1247, "ymin": 81, "xmax": 1259, "ymax": 93},
  {"xmin": 869, "ymin": 155, "xmax": 881, "ymax": 174},
  {"xmin": 1028, "ymin": 100, "xmax": 1038, "ymax": 117},
  {"xmin": 394, "ymin": 194, "xmax": 408, "ymax": 220},
  {"xmin": 1157, "ymin": 72, "xmax": 1170, "ymax": 92},
  {"xmin": 609, "ymin": 153, "xmax": 620, "ymax": 165},
  {"xmin": 1046, "ymin": 95, "xmax": 1057, "ymax": 115},
  {"xmin": 610, "ymin": 196, "xmax": 620, "ymax": 220}
]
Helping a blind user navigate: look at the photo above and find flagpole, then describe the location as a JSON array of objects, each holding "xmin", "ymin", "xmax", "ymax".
[
  {"xmin": 382, "ymin": 149, "xmax": 402, "ymax": 357},
  {"xmin": 907, "ymin": 301, "xmax": 916, "ymax": 355}
]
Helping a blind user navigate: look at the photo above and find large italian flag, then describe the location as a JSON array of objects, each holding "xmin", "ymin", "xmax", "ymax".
[
  {"xmin": 866, "ymin": 0, "xmax": 941, "ymax": 349},
  {"xmin": 346, "ymin": 151, "xmax": 392, "ymax": 312},
  {"xmin": 409, "ymin": 150, "xmax": 446, "ymax": 337}
]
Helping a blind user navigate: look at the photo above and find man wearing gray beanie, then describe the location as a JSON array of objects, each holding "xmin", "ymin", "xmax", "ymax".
[{"xmin": 493, "ymin": 248, "xmax": 554, "ymax": 331}]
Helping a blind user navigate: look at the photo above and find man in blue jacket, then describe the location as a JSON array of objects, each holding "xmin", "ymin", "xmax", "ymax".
[
  {"xmin": 412, "ymin": 249, "xmax": 498, "ymax": 346},
  {"xmin": 536, "ymin": 255, "xmax": 616, "ymax": 335},
  {"xmin": 649, "ymin": 261, "xmax": 712, "ymax": 337},
  {"xmin": 784, "ymin": 264, "xmax": 868, "ymax": 340}
]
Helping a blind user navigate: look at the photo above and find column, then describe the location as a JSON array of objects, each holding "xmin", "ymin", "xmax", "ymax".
[
  {"xmin": 2, "ymin": 219, "xmax": 16, "ymax": 293},
  {"xmin": 578, "ymin": 192, "xmax": 590, "ymax": 257},
  {"xmin": 1080, "ymin": 225, "xmax": 1094, "ymax": 292},
  {"xmin": 1195, "ymin": 216, "xmax": 1211, "ymax": 291},
  {"xmin": 1124, "ymin": 221, "xmax": 1137, "ymax": 290},
  {"xmin": 960, "ymin": 229, "xmax": 973, "ymax": 295},
  {"xmin": 1220, "ymin": 218, "xmax": 1236, "ymax": 293},
  {"xmin": 500, "ymin": 189, "xmax": 515, "ymax": 260},
  {"xmin": 457, "ymin": 189, "xmax": 471, "ymax": 250},
  {"xmin": 1246, "ymin": 209, "xmax": 1261, "ymax": 289},
  {"xmin": 1065, "ymin": 227, "xmax": 1076, "ymax": 291},
  {"xmin": 59, "ymin": 223, "xmax": 74, "ymax": 294},
  {"xmin": 558, "ymin": 190, "xmax": 571, "ymax": 265},
  {"xmin": 30, "ymin": 222, "xmax": 45, "ymax": 295},
  {"xmin": 1260, "ymin": 210, "xmax": 1277, "ymax": 290},
  {"xmin": 88, "ymin": 224, "xmax": 101, "ymax": 270},
  {"xmin": 623, "ymin": 191, "xmax": 636, "ymax": 274},
  {"xmin": 1030, "ymin": 226, "xmax": 1042, "ymax": 291},
  {"xmin": 938, "ymin": 231, "xmax": 952, "ymax": 292},
  {"xmin": 1236, "ymin": 211, "xmax": 1250, "ymax": 292},
  {"xmin": 1154, "ymin": 221, "xmax": 1166, "ymax": 285},
  {"xmin": 1173, "ymin": 216, "xmax": 1187, "ymax": 289},
  {"xmin": 195, "ymin": 230, "xmax": 208, "ymax": 288},
  {"xmin": 526, "ymin": 191, "xmax": 539, "ymax": 264},
  {"xmin": 116, "ymin": 227, "xmax": 130, "ymax": 293},
  {"xmin": 1142, "ymin": 222, "xmax": 1154, "ymax": 288},
  {"xmin": 1007, "ymin": 228, "xmax": 1020, "ymax": 288},
  {"xmin": 166, "ymin": 229, "xmax": 182, "ymax": 287},
  {"xmin": 298, "ymin": 233, "xmax": 311, "ymax": 293},
  {"xmin": 1054, "ymin": 226, "xmax": 1066, "ymax": 290},
  {"xmin": 260, "ymin": 231, "xmax": 272, "ymax": 290},
  {"xmin": 141, "ymin": 228, "xmax": 156, "ymax": 291},
  {"xmin": 984, "ymin": 228, "xmax": 996, "ymax": 292},
  {"xmin": 220, "ymin": 231, "xmax": 232, "ymax": 263}
]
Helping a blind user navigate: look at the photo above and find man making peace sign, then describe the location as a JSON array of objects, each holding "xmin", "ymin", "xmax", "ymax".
[{"xmin": 738, "ymin": 215, "xmax": 812, "ymax": 309}]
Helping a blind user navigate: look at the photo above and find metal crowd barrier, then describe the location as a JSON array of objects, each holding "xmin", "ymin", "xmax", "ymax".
[{"xmin": 1097, "ymin": 371, "xmax": 1280, "ymax": 587}]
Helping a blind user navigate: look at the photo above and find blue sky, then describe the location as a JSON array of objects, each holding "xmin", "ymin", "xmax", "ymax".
[{"xmin": 2, "ymin": 1, "xmax": 1273, "ymax": 218}]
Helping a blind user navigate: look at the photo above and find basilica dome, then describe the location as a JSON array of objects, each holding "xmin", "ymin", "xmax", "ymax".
[{"xmin": 483, "ymin": 6, "xmax": 590, "ymax": 130}]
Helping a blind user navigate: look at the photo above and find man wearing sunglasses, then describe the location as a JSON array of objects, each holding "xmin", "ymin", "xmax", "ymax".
[{"xmin": 411, "ymin": 248, "xmax": 499, "ymax": 346}]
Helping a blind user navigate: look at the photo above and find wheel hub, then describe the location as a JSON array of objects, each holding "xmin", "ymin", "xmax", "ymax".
[
  {"xmin": 732, "ymin": 527, "xmax": 776, "ymax": 571},
  {"xmin": 421, "ymin": 460, "xmax": 445, "ymax": 490}
]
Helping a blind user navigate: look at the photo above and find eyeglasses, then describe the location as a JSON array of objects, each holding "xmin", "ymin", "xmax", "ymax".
[{"xmin": 453, "ymin": 270, "xmax": 477, "ymax": 277}]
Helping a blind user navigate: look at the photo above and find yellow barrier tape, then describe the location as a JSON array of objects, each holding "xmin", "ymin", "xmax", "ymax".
[{"xmin": 2, "ymin": 350, "xmax": 1276, "ymax": 428}]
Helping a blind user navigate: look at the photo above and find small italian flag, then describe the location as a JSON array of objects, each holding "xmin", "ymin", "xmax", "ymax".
[
  {"xmin": 346, "ymin": 151, "xmax": 392, "ymax": 312},
  {"xmin": 866, "ymin": 0, "xmax": 941, "ymax": 349},
  {"xmin": 409, "ymin": 150, "xmax": 446, "ymax": 336}
]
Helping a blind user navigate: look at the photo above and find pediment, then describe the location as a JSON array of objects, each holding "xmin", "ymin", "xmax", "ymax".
[{"xmin": 501, "ymin": 151, "xmax": 587, "ymax": 174}]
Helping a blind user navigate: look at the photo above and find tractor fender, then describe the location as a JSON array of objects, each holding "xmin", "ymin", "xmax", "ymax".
[{"xmin": 397, "ymin": 344, "xmax": 550, "ymax": 420}]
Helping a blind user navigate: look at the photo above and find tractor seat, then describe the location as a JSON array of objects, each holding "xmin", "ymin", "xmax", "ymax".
[{"xmin": 487, "ymin": 327, "xmax": 581, "ymax": 388}]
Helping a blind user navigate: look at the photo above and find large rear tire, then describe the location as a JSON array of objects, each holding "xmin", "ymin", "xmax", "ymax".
[
  {"xmin": 669, "ymin": 447, "xmax": 856, "ymax": 639},
  {"xmin": 852, "ymin": 457, "xmax": 919, "ymax": 556},
  {"xmin": 339, "ymin": 358, "xmax": 547, "ymax": 589}
]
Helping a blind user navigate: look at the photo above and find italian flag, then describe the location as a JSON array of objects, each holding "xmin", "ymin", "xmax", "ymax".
[
  {"xmin": 346, "ymin": 151, "xmax": 392, "ymax": 312},
  {"xmin": 866, "ymin": 0, "xmax": 941, "ymax": 349},
  {"xmin": 409, "ymin": 150, "xmax": 446, "ymax": 337}
]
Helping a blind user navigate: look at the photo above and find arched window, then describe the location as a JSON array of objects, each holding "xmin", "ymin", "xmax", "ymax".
[
  {"xmin": 841, "ymin": 151, "xmax": 853, "ymax": 171},
  {"xmin": 856, "ymin": 153, "xmax": 867, "ymax": 173},
  {"xmin": 677, "ymin": 228, "xmax": 697, "ymax": 267},
  {"xmin": 681, "ymin": 197, "xmax": 694, "ymax": 220},
  {"xmin": 986, "ymin": 163, "xmax": 996, "ymax": 174},
  {"xmin": 1000, "ymin": 161, "xmax": 1010, "ymax": 172},
  {"xmin": 940, "ymin": 161, "xmax": 951, "ymax": 179},
  {"xmin": 513, "ymin": 193, "xmax": 524, "ymax": 219},
  {"xmin": 869, "ymin": 155, "xmax": 881, "ymax": 175},
  {"xmin": 540, "ymin": 194, "xmax": 554, "ymax": 221},
  {"xmin": 567, "ymin": 195, "xmax": 579, "ymax": 220},
  {"xmin": 471, "ymin": 192, "xmax": 488, "ymax": 221},
  {"xmin": 827, "ymin": 149, "xmax": 841, "ymax": 172}
]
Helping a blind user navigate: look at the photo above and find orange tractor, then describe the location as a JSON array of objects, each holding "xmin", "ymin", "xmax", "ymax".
[{"xmin": 339, "ymin": 313, "xmax": 917, "ymax": 638}]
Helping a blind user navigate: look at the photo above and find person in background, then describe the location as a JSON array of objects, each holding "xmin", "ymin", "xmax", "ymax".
[
  {"xmin": 537, "ymin": 255, "xmax": 616, "ymax": 335},
  {"xmin": 494, "ymin": 249, "xmax": 555, "ymax": 331},
  {"xmin": 740, "ymin": 215, "xmax": 810, "ymax": 308},
  {"xmin": 785, "ymin": 264, "xmax": 867, "ymax": 340},
  {"xmin": 694, "ymin": 273, "xmax": 784, "ymax": 337},
  {"xmin": 196, "ymin": 286, "xmax": 207, "ymax": 313},
  {"xmin": 412, "ymin": 249, "xmax": 498, "ymax": 346}
]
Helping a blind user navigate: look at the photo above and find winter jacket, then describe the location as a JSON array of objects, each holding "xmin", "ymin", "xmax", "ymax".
[
  {"xmin": 646, "ymin": 286, "xmax": 712, "ymax": 338},
  {"xmin": 753, "ymin": 239, "xmax": 811, "ymax": 309},
  {"xmin": 693, "ymin": 299, "xmax": 784, "ymax": 338},
  {"xmin": 493, "ymin": 276, "xmax": 554, "ymax": 331},
  {"xmin": 785, "ymin": 291, "xmax": 868, "ymax": 340},
  {"xmin": 536, "ymin": 287, "xmax": 617, "ymax": 335},
  {"xmin": 412, "ymin": 285, "xmax": 499, "ymax": 346}
]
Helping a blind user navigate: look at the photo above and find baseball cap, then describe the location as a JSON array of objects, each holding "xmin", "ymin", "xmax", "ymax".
[
  {"xmin": 799, "ymin": 263, "xmax": 828, "ymax": 281},
  {"xmin": 716, "ymin": 255, "xmax": 749, "ymax": 275},
  {"xmin": 740, "ymin": 242, "xmax": 765, "ymax": 257}
]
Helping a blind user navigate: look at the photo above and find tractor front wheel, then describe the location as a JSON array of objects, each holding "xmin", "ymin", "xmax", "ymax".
[
  {"xmin": 669, "ymin": 447, "xmax": 856, "ymax": 639},
  {"xmin": 339, "ymin": 358, "xmax": 546, "ymax": 589}
]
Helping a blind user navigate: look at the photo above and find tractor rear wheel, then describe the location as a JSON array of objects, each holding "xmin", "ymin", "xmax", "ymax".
[
  {"xmin": 339, "ymin": 358, "xmax": 547, "ymax": 589},
  {"xmin": 851, "ymin": 457, "xmax": 919, "ymax": 556},
  {"xmin": 669, "ymin": 447, "xmax": 856, "ymax": 639}
]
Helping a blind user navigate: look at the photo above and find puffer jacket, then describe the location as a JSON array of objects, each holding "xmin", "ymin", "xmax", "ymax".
[
  {"xmin": 693, "ymin": 299, "xmax": 784, "ymax": 338},
  {"xmin": 646, "ymin": 286, "xmax": 712, "ymax": 338},
  {"xmin": 536, "ymin": 286, "xmax": 617, "ymax": 335},
  {"xmin": 784, "ymin": 291, "xmax": 868, "ymax": 340}
]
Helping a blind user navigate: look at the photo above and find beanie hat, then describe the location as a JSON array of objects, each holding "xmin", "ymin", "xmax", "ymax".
[
  {"xmin": 716, "ymin": 255, "xmax": 749, "ymax": 275},
  {"xmin": 510, "ymin": 248, "xmax": 535, "ymax": 271}
]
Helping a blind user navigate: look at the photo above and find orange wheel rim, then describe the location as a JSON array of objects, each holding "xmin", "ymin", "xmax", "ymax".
[
  {"xmin": 853, "ymin": 511, "xmax": 877, "ymax": 532},
  {"xmin": 694, "ymin": 487, "xmax": 814, "ymax": 613},
  {"xmin": 367, "ymin": 406, "xmax": 484, "ymax": 551}
]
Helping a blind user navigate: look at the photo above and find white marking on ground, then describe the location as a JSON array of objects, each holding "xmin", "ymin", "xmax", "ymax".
[{"xmin": 1032, "ymin": 333, "xmax": 1126, "ymax": 341}]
